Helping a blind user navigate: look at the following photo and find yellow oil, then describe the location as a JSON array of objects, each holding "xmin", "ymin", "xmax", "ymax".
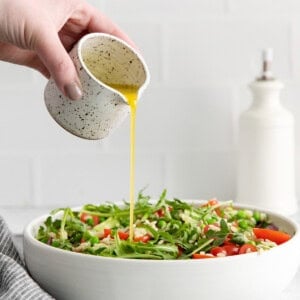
[{"xmin": 109, "ymin": 84, "xmax": 138, "ymax": 241}]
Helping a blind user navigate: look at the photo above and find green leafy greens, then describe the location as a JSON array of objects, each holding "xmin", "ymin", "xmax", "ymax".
[{"xmin": 36, "ymin": 190, "xmax": 277, "ymax": 260}]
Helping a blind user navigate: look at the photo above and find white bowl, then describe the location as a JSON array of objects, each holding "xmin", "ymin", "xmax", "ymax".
[{"xmin": 24, "ymin": 203, "xmax": 300, "ymax": 300}]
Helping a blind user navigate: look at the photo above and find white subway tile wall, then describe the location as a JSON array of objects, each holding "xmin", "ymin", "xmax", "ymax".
[
  {"xmin": 228, "ymin": 0, "xmax": 300, "ymax": 14},
  {"xmin": 165, "ymin": 20, "xmax": 291, "ymax": 85},
  {"xmin": 1, "ymin": 0, "xmax": 300, "ymax": 228}
]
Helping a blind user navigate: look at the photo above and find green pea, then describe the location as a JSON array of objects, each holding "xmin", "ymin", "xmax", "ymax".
[
  {"xmin": 236, "ymin": 210, "xmax": 247, "ymax": 219},
  {"xmin": 86, "ymin": 218, "xmax": 94, "ymax": 226},
  {"xmin": 253, "ymin": 211, "xmax": 261, "ymax": 222},
  {"xmin": 238, "ymin": 219, "xmax": 249, "ymax": 229},
  {"xmin": 90, "ymin": 236, "xmax": 99, "ymax": 246},
  {"xmin": 157, "ymin": 219, "xmax": 166, "ymax": 229}
]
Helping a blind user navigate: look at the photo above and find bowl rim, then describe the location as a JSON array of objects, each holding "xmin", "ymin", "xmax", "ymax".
[{"xmin": 24, "ymin": 201, "xmax": 300, "ymax": 264}]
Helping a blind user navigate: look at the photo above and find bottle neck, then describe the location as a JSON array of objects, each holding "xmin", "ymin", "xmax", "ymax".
[
  {"xmin": 249, "ymin": 80, "xmax": 283, "ymax": 109},
  {"xmin": 252, "ymin": 91, "xmax": 281, "ymax": 108}
]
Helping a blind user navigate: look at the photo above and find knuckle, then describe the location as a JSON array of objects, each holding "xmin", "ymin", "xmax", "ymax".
[{"xmin": 52, "ymin": 58, "xmax": 70, "ymax": 75}]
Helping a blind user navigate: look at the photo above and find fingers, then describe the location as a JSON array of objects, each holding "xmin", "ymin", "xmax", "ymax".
[
  {"xmin": 34, "ymin": 29, "xmax": 82, "ymax": 100},
  {"xmin": 0, "ymin": 42, "xmax": 50, "ymax": 78},
  {"xmin": 27, "ymin": 56, "xmax": 50, "ymax": 78},
  {"xmin": 20, "ymin": 54, "xmax": 50, "ymax": 78}
]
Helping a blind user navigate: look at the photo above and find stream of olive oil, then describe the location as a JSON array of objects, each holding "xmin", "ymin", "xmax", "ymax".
[{"xmin": 109, "ymin": 84, "xmax": 138, "ymax": 241}]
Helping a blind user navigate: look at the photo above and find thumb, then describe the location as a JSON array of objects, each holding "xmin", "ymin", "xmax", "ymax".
[{"xmin": 35, "ymin": 31, "xmax": 82, "ymax": 100}]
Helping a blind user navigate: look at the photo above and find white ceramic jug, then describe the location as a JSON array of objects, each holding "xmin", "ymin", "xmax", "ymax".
[{"xmin": 44, "ymin": 33, "xmax": 150, "ymax": 140}]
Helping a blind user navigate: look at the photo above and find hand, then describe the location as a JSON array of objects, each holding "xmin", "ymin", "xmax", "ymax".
[{"xmin": 0, "ymin": 0, "xmax": 134, "ymax": 100}]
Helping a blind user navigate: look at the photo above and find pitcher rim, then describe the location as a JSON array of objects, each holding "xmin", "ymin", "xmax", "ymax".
[{"xmin": 77, "ymin": 32, "xmax": 150, "ymax": 103}]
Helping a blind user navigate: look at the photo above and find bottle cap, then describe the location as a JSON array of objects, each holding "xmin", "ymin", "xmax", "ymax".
[{"xmin": 258, "ymin": 48, "xmax": 274, "ymax": 81}]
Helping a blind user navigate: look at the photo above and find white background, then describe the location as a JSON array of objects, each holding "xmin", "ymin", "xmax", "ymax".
[{"xmin": 2, "ymin": 0, "xmax": 300, "ymax": 233}]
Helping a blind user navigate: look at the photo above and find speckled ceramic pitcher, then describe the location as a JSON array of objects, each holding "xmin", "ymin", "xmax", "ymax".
[{"xmin": 44, "ymin": 33, "xmax": 150, "ymax": 140}]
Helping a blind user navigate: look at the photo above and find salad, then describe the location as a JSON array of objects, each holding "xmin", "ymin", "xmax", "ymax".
[{"xmin": 36, "ymin": 190, "xmax": 291, "ymax": 260}]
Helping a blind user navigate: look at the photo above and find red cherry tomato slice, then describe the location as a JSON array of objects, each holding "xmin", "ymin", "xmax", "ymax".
[
  {"xmin": 177, "ymin": 246, "xmax": 184, "ymax": 257},
  {"xmin": 222, "ymin": 244, "xmax": 240, "ymax": 256},
  {"xmin": 156, "ymin": 209, "xmax": 165, "ymax": 217},
  {"xmin": 207, "ymin": 199, "xmax": 219, "ymax": 206},
  {"xmin": 210, "ymin": 247, "xmax": 227, "ymax": 257},
  {"xmin": 134, "ymin": 234, "xmax": 151, "ymax": 243},
  {"xmin": 202, "ymin": 199, "xmax": 222, "ymax": 216},
  {"xmin": 192, "ymin": 253, "xmax": 215, "ymax": 259},
  {"xmin": 103, "ymin": 228, "xmax": 112, "ymax": 238},
  {"xmin": 118, "ymin": 231, "xmax": 129, "ymax": 240},
  {"xmin": 239, "ymin": 244, "xmax": 257, "ymax": 254},
  {"xmin": 253, "ymin": 228, "xmax": 291, "ymax": 245}
]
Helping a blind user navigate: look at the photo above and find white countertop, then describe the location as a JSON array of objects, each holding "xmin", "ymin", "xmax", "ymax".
[{"xmin": 2, "ymin": 207, "xmax": 300, "ymax": 299}]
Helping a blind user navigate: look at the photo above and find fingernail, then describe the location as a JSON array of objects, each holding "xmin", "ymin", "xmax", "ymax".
[{"xmin": 65, "ymin": 82, "xmax": 82, "ymax": 100}]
